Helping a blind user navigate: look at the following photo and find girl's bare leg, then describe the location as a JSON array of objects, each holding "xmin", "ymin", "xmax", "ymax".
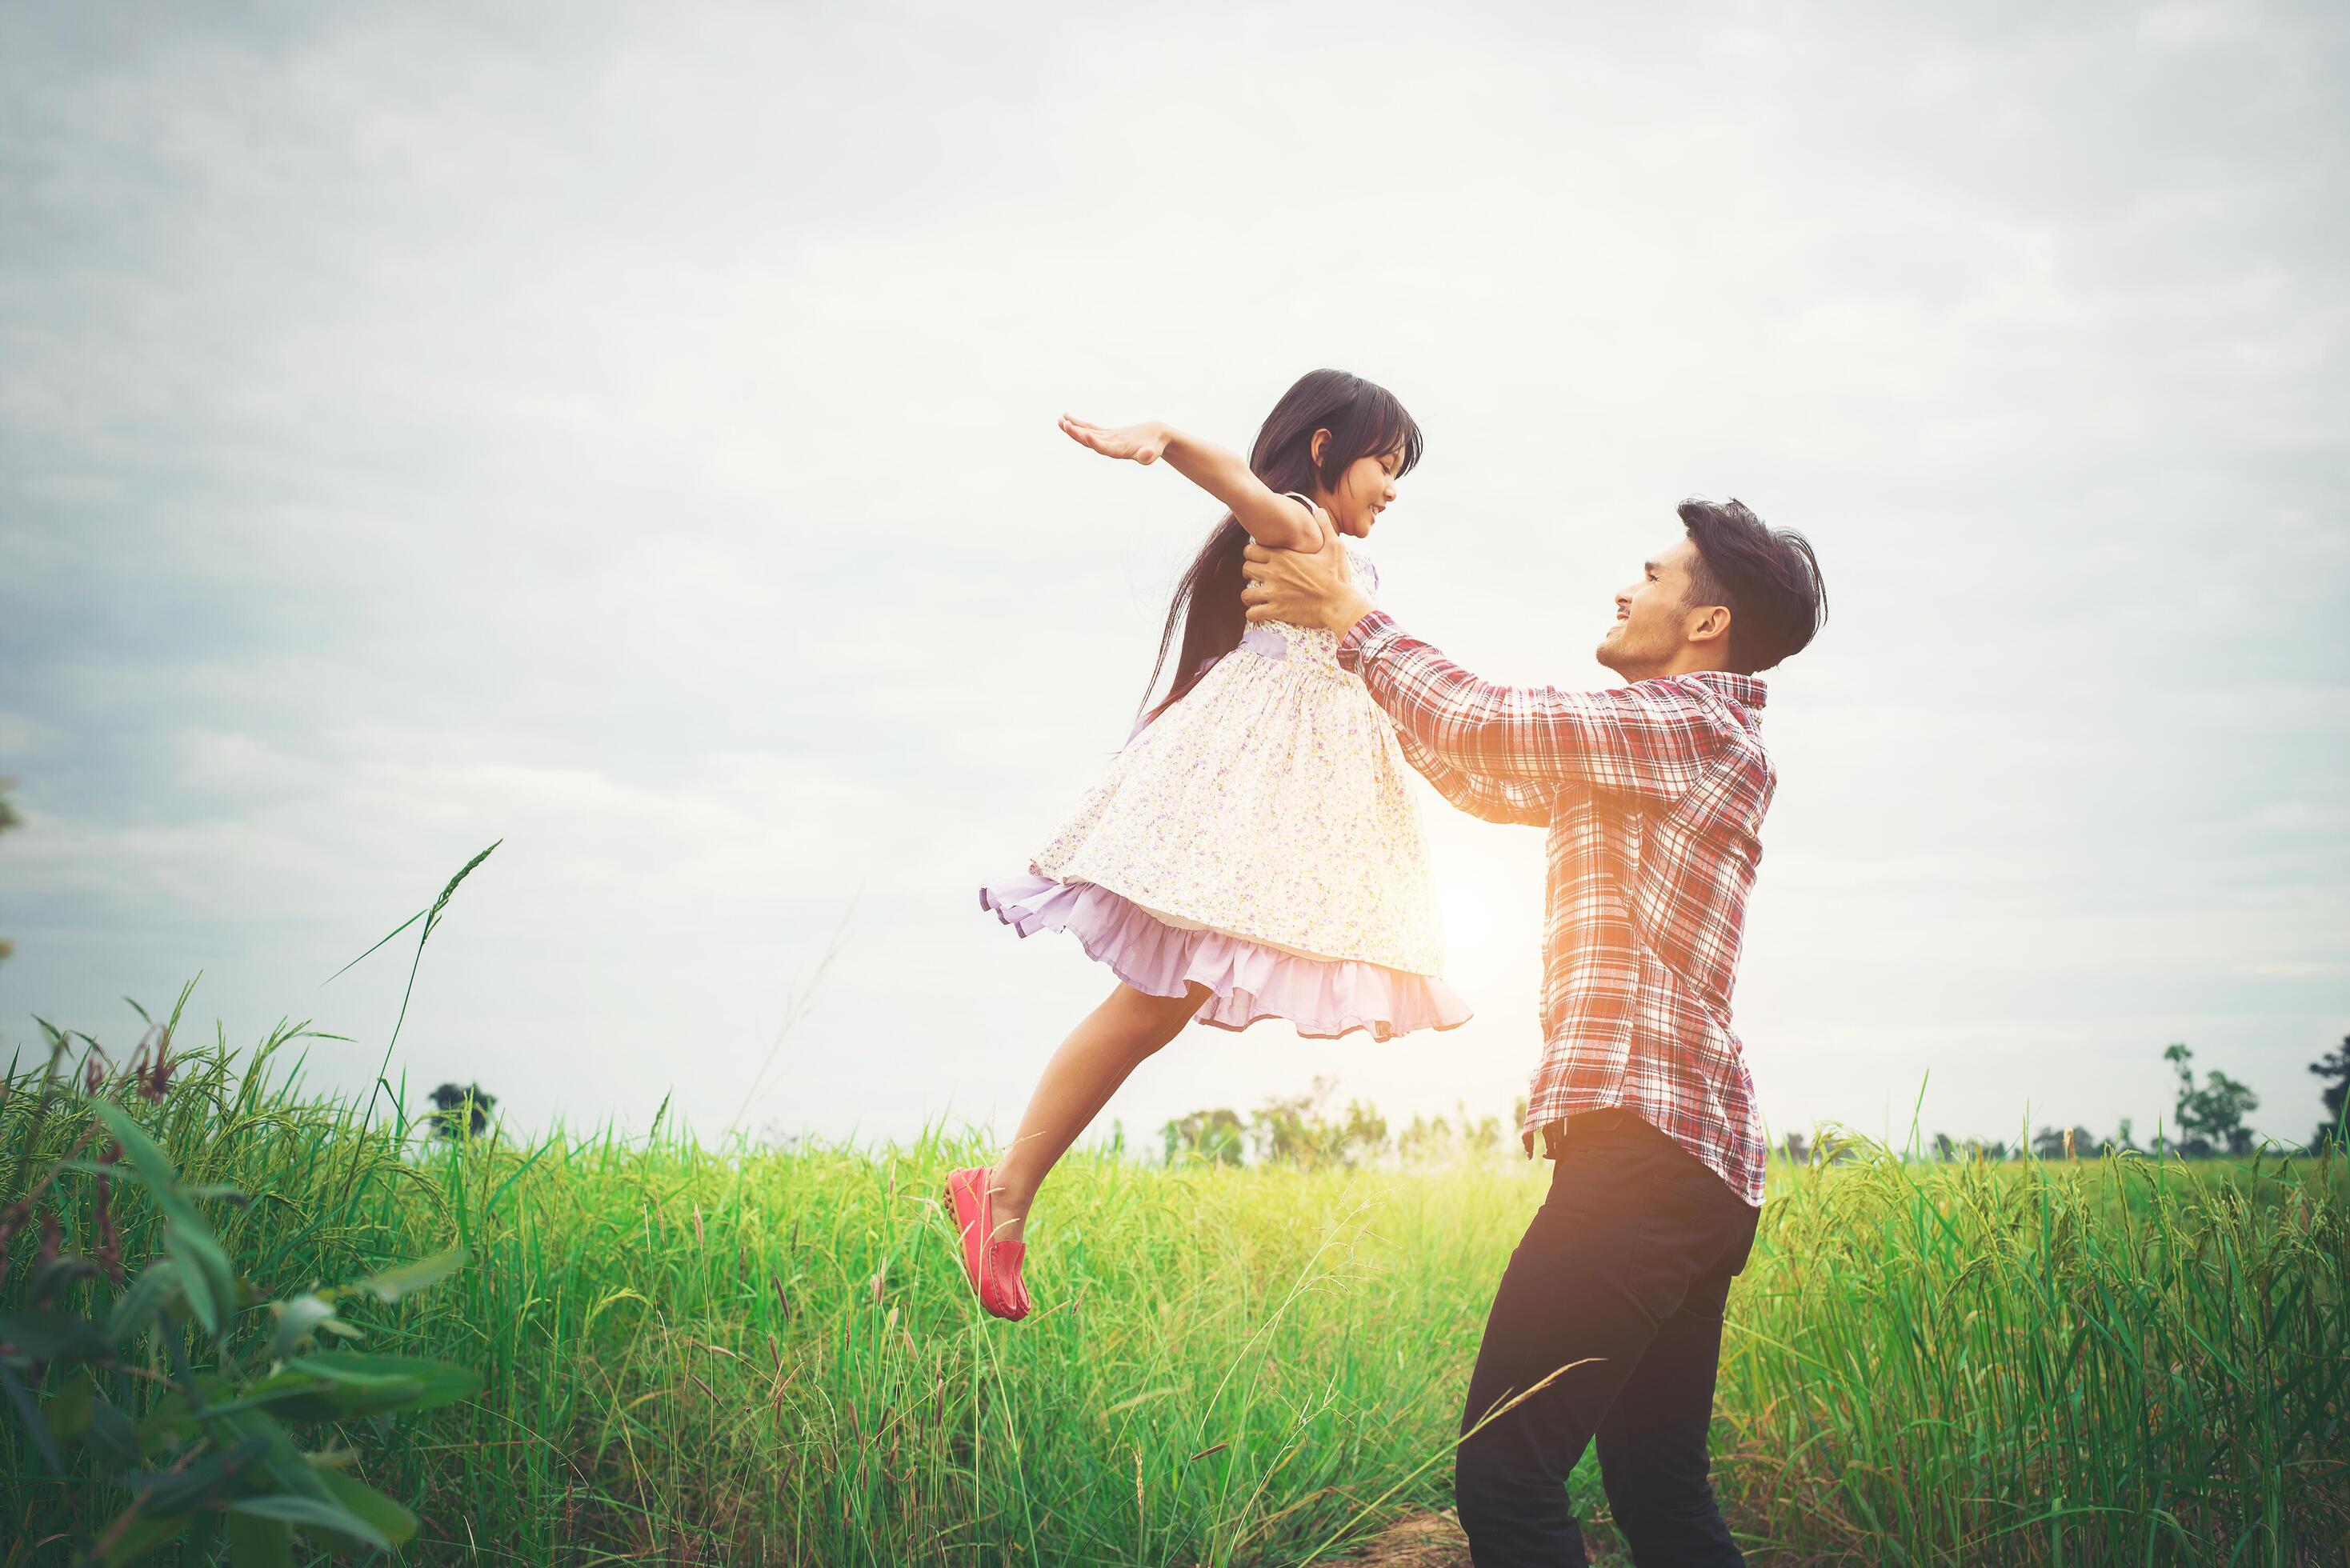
[{"xmin": 991, "ymin": 981, "xmax": 1210, "ymax": 1242}]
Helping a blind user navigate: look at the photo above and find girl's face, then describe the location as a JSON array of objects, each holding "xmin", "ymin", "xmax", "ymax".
[{"xmin": 1311, "ymin": 437, "xmax": 1406, "ymax": 538}]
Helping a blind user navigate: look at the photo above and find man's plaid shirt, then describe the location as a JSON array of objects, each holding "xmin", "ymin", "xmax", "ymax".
[{"xmin": 1340, "ymin": 610, "xmax": 1776, "ymax": 1206}]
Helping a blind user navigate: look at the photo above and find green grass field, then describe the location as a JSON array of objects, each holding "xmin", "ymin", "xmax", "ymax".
[{"xmin": 6, "ymin": 1026, "xmax": 2347, "ymax": 1566}]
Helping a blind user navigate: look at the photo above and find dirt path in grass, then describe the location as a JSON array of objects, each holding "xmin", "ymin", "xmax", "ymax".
[
  {"xmin": 1339, "ymin": 1511, "xmax": 1842, "ymax": 1566},
  {"xmin": 1340, "ymin": 1511, "xmax": 1474, "ymax": 1565}
]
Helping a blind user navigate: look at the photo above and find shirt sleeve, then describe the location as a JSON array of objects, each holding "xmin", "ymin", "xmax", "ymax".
[
  {"xmin": 1398, "ymin": 731, "xmax": 1555, "ymax": 826},
  {"xmin": 1339, "ymin": 610, "xmax": 1731, "ymax": 802}
]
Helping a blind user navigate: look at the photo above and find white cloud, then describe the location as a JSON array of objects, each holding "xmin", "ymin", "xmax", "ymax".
[{"xmin": 0, "ymin": 715, "xmax": 64, "ymax": 758}]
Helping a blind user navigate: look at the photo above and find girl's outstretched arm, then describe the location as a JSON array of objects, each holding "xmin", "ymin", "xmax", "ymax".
[{"xmin": 1059, "ymin": 415, "xmax": 1319, "ymax": 550}]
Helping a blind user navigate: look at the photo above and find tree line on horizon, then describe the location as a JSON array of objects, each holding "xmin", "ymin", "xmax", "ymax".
[{"xmin": 1159, "ymin": 1038, "xmax": 2350, "ymax": 1171}]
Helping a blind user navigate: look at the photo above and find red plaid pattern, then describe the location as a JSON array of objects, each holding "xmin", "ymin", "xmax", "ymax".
[{"xmin": 1341, "ymin": 610, "xmax": 1776, "ymax": 1206}]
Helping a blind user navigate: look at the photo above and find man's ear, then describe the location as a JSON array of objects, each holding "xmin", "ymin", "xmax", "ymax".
[{"xmin": 1685, "ymin": 602, "xmax": 1732, "ymax": 650}]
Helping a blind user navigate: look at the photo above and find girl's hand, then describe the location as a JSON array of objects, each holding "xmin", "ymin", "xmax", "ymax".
[
  {"xmin": 1059, "ymin": 414, "xmax": 1169, "ymax": 465},
  {"xmin": 1060, "ymin": 417, "xmax": 1318, "ymax": 550}
]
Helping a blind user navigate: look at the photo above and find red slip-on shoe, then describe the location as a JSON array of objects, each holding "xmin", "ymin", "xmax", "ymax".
[{"xmin": 945, "ymin": 1166, "xmax": 1031, "ymax": 1321}]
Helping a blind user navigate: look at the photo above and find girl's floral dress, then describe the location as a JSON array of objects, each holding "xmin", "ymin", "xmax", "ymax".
[{"xmin": 981, "ymin": 538, "xmax": 1468, "ymax": 1041}]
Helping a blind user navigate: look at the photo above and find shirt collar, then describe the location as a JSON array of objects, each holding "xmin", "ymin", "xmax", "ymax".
[{"xmin": 1685, "ymin": 669, "xmax": 1768, "ymax": 711}]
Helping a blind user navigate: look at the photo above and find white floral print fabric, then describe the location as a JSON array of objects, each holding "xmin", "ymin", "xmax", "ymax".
[{"xmin": 1027, "ymin": 543, "xmax": 1447, "ymax": 976}]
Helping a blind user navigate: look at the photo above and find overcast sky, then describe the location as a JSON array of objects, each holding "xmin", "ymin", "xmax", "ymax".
[{"xmin": 4, "ymin": 0, "xmax": 2345, "ymax": 1158}]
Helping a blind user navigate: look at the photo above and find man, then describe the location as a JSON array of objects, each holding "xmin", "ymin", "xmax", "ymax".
[{"xmin": 1241, "ymin": 499, "xmax": 1826, "ymax": 1567}]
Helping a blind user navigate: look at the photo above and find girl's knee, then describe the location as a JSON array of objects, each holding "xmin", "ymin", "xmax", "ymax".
[
  {"xmin": 1113, "ymin": 982, "xmax": 1206, "ymax": 1019},
  {"xmin": 1109, "ymin": 982, "xmax": 1207, "ymax": 1053}
]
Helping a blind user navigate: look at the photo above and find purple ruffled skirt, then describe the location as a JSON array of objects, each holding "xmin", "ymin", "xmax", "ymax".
[{"xmin": 980, "ymin": 873, "xmax": 1471, "ymax": 1042}]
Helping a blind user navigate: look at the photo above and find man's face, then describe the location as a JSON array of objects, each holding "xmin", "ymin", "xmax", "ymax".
[{"xmin": 1596, "ymin": 535, "xmax": 1711, "ymax": 679}]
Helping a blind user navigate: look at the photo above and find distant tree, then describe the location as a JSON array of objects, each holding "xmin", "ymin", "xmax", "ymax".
[
  {"xmin": 1331, "ymin": 1098, "xmax": 1390, "ymax": 1166},
  {"xmin": 1399, "ymin": 1111, "xmax": 1452, "ymax": 1162},
  {"xmin": 2104, "ymin": 1117, "xmax": 2141, "ymax": 1156},
  {"xmin": 2312, "ymin": 1034, "xmax": 2350, "ymax": 1152},
  {"xmin": 2164, "ymin": 1042, "xmax": 2260, "ymax": 1156},
  {"xmin": 1398, "ymin": 1102, "xmax": 1507, "ymax": 1164},
  {"xmin": 427, "ymin": 1082, "xmax": 498, "ymax": 1140},
  {"xmin": 1249, "ymin": 1080, "xmax": 1326, "ymax": 1167},
  {"xmin": 2211, "ymin": 1084, "xmax": 2260, "ymax": 1156},
  {"xmin": 1243, "ymin": 1076, "xmax": 1391, "ymax": 1169},
  {"xmin": 1930, "ymin": 1131, "xmax": 1957, "ymax": 1162},
  {"xmin": 0, "ymin": 778, "xmax": 18, "ymax": 966},
  {"xmin": 1163, "ymin": 1107, "xmax": 1244, "ymax": 1165},
  {"xmin": 2029, "ymin": 1126, "xmax": 2099, "ymax": 1160},
  {"xmin": 1780, "ymin": 1130, "xmax": 1810, "ymax": 1165},
  {"xmin": 1463, "ymin": 1106, "xmax": 1504, "ymax": 1155}
]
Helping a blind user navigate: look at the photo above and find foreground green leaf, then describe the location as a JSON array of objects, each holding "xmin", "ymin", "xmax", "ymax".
[
  {"xmin": 0, "ymin": 1309, "xmax": 111, "ymax": 1363},
  {"xmin": 106, "ymin": 1258, "xmax": 182, "ymax": 1342},
  {"xmin": 227, "ymin": 1492, "xmax": 394, "ymax": 1553},
  {"xmin": 94, "ymin": 1103, "xmax": 238, "ymax": 1342},
  {"xmin": 214, "ymin": 1407, "xmax": 336, "ymax": 1505},
  {"xmin": 91, "ymin": 1512, "xmax": 191, "ymax": 1568},
  {"xmin": 222, "ymin": 1509, "xmax": 294, "ymax": 1568},
  {"xmin": 268, "ymin": 1293, "xmax": 341, "ymax": 1362},
  {"xmin": 285, "ymin": 1350, "xmax": 484, "ymax": 1413},
  {"xmin": 345, "ymin": 1246, "xmax": 470, "ymax": 1305},
  {"xmin": 116, "ymin": 1436, "xmax": 271, "ymax": 1514},
  {"xmin": 0, "ymin": 1354, "xmax": 62, "ymax": 1474},
  {"xmin": 319, "ymin": 1469, "xmax": 420, "ymax": 1549}
]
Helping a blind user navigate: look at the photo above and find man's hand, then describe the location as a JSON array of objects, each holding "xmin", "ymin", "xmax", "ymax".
[{"xmin": 1240, "ymin": 508, "xmax": 1374, "ymax": 636}]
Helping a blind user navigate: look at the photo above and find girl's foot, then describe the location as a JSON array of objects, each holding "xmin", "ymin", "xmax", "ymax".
[{"xmin": 945, "ymin": 1166, "xmax": 1032, "ymax": 1321}]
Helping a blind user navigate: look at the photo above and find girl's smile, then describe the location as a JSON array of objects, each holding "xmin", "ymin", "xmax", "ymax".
[{"xmin": 1316, "ymin": 444, "xmax": 1405, "ymax": 538}]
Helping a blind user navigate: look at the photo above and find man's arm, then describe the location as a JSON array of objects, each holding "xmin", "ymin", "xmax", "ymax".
[
  {"xmin": 1236, "ymin": 518, "xmax": 1734, "ymax": 802},
  {"xmin": 1344, "ymin": 614, "xmax": 1730, "ymax": 801},
  {"xmin": 1399, "ymin": 731, "xmax": 1556, "ymax": 826}
]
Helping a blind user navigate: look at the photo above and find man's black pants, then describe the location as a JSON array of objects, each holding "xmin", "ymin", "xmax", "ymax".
[{"xmin": 1455, "ymin": 1106, "xmax": 1759, "ymax": 1566}]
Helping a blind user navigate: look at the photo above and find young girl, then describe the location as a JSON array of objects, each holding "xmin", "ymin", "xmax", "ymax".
[{"xmin": 950, "ymin": 369, "xmax": 1468, "ymax": 1320}]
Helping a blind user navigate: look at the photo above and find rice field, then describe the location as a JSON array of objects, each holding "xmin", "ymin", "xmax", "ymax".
[{"xmin": 5, "ymin": 1026, "xmax": 2346, "ymax": 1566}]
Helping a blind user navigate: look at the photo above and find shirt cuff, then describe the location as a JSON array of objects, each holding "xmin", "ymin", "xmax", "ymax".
[{"xmin": 1335, "ymin": 609, "xmax": 1402, "ymax": 674}]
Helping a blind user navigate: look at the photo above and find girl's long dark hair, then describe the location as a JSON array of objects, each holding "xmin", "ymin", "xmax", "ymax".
[{"xmin": 1139, "ymin": 369, "xmax": 1424, "ymax": 722}]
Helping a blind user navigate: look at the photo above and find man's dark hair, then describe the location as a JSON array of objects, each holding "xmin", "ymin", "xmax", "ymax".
[{"xmin": 1678, "ymin": 498, "xmax": 1827, "ymax": 675}]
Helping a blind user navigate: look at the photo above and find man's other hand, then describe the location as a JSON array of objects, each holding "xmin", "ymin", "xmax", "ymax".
[{"xmin": 1240, "ymin": 510, "xmax": 1372, "ymax": 637}]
